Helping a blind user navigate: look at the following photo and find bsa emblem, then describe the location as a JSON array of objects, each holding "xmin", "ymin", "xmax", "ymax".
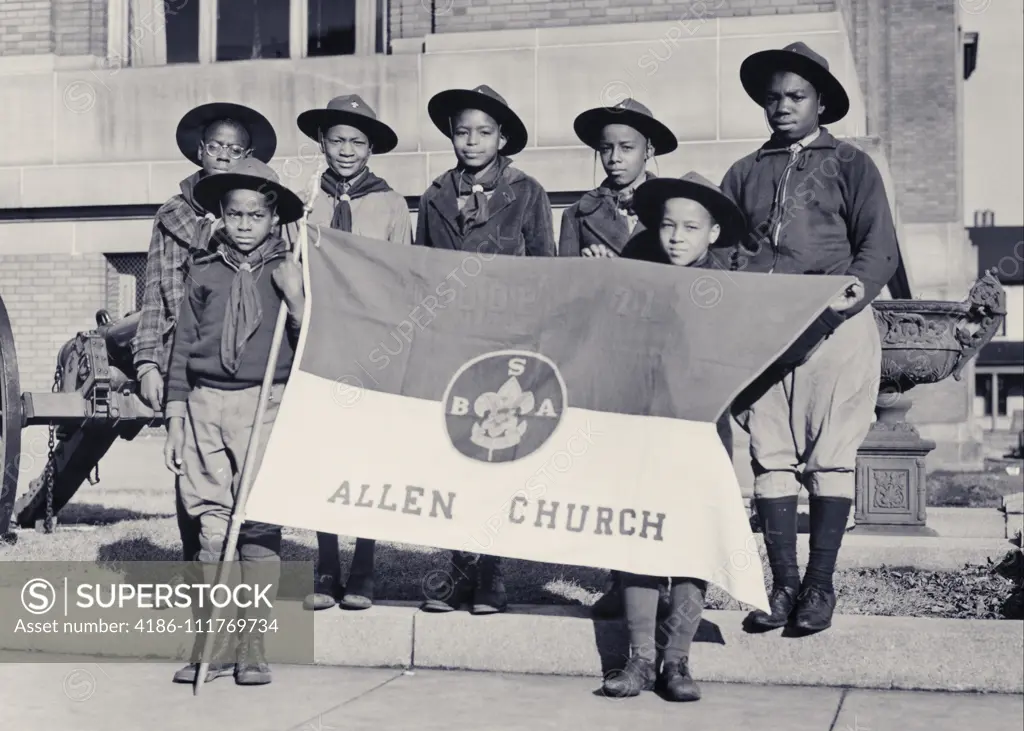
[{"xmin": 443, "ymin": 351, "xmax": 566, "ymax": 463}]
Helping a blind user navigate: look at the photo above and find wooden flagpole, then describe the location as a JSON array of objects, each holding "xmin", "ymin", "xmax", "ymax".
[{"xmin": 193, "ymin": 165, "xmax": 323, "ymax": 696}]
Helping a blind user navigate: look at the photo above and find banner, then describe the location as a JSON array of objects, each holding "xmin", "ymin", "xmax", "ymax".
[{"xmin": 245, "ymin": 229, "xmax": 853, "ymax": 612}]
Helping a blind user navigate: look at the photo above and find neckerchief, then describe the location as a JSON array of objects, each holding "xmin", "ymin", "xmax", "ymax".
[
  {"xmin": 216, "ymin": 233, "xmax": 289, "ymax": 375},
  {"xmin": 449, "ymin": 156, "xmax": 513, "ymax": 234},
  {"xmin": 320, "ymin": 167, "xmax": 393, "ymax": 232},
  {"xmin": 585, "ymin": 172, "xmax": 651, "ymax": 215},
  {"xmin": 162, "ymin": 171, "xmax": 217, "ymax": 252}
]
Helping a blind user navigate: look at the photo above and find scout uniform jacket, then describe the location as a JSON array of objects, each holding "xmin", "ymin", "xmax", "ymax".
[
  {"xmin": 305, "ymin": 176, "xmax": 413, "ymax": 246},
  {"xmin": 415, "ymin": 165, "xmax": 556, "ymax": 256},
  {"xmin": 558, "ymin": 189, "xmax": 645, "ymax": 258},
  {"xmin": 719, "ymin": 128, "xmax": 898, "ymax": 320}
]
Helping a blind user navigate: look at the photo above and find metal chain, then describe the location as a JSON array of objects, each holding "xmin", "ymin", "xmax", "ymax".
[{"xmin": 43, "ymin": 363, "xmax": 63, "ymax": 534}]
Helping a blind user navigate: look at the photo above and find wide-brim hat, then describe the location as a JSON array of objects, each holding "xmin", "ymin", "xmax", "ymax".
[
  {"xmin": 176, "ymin": 102, "xmax": 277, "ymax": 164},
  {"xmin": 632, "ymin": 171, "xmax": 747, "ymax": 247},
  {"xmin": 193, "ymin": 158, "xmax": 304, "ymax": 224},
  {"xmin": 427, "ymin": 85, "xmax": 528, "ymax": 156},
  {"xmin": 739, "ymin": 42, "xmax": 849, "ymax": 125},
  {"xmin": 296, "ymin": 94, "xmax": 399, "ymax": 154},
  {"xmin": 573, "ymin": 98, "xmax": 677, "ymax": 155}
]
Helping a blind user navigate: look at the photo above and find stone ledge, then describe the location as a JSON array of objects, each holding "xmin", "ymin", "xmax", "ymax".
[{"xmin": 0, "ymin": 136, "xmax": 888, "ymax": 210}]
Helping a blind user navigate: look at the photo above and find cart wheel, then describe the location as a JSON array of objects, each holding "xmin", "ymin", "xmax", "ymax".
[{"xmin": 0, "ymin": 292, "xmax": 23, "ymax": 543}]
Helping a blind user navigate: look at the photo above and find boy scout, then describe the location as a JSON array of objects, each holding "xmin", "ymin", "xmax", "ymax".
[
  {"xmin": 416, "ymin": 84, "xmax": 556, "ymax": 614},
  {"xmin": 559, "ymin": 98, "xmax": 676, "ymax": 259},
  {"xmin": 721, "ymin": 42, "xmax": 898, "ymax": 634},
  {"xmin": 133, "ymin": 102, "xmax": 277, "ymax": 563},
  {"xmin": 296, "ymin": 94, "xmax": 411, "ymax": 612}
]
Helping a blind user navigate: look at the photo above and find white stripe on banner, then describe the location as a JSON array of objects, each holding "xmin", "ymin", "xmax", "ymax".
[{"xmin": 246, "ymin": 372, "xmax": 769, "ymax": 612}]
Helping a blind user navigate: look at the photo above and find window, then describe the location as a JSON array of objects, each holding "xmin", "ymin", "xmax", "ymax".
[
  {"xmin": 976, "ymin": 372, "xmax": 994, "ymax": 416},
  {"xmin": 217, "ymin": 0, "xmax": 291, "ymax": 61},
  {"xmin": 106, "ymin": 254, "xmax": 148, "ymax": 315},
  {"xmin": 997, "ymin": 373, "xmax": 1024, "ymax": 418},
  {"xmin": 109, "ymin": 0, "xmax": 372, "ymax": 66},
  {"xmin": 307, "ymin": 0, "xmax": 356, "ymax": 57}
]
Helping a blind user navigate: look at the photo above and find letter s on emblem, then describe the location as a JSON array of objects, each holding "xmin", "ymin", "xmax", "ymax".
[{"xmin": 507, "ymin": 357, "xmax": 527, "ymax": 377}]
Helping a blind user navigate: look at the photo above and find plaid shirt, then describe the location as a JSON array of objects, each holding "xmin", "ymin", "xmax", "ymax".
[{"xmin": 131, "ymin": 177, "xmax": 214, "ymax": 377}]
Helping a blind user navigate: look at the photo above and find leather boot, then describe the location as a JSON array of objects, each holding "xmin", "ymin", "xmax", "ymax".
[
  {"xmin": 792, "ymin": 495, "xmax": 849, "ymax": 634},
  {"xmin": 421, "ymin": 552, "xmax": 477, "ymax": 613},
  {"xmin": 235, "ymin": 631, "xmax": 272, "ymax": 685},
  {"xmin": 340, "ymin": 538, "xmax": 375, "ymax": 611},
  {"xmin": 792, "ymin": 586, "xmax": 837, "ymax": 633},
  {"xmin": 744, "ymin": 586, "xmax": 799, "ymax": 632},
  {"xmin": 659, "ymin": 658, "xmax": 701, "ymax": 702},
  {"xmin": 471, "ymin": 555, "xmax": 508, "ymax": 615},
  {"xmin": 172, "ymin": 566, "xmax": 236, "ymax": 684},
  {"xmin": 304, "ymin": 533, "xmax": 342, "ymax": 611},
  {"xmin": 602, "ymin": 655, "xmax": 656, "ymax": 698}
]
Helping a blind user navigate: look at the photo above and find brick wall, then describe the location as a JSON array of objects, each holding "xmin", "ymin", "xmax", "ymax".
[
  {"xmin": 52, "ymin": 0, "xmax": 106, "ymax": 57},
  {"xmin": 0, "ymin": 254, "xmax": 108, "ymax": 392},
  {"xmin": 389, "ymin": 0, "xmax": 838, "ymax": 39},
  {"xmin": 0, "ymin": 0, "xmax": 53, "ymax": 56},
  {"xmin": 884, "ymin": 0, "xmax": 959, "ymax": 224},
  {"xmin": 837, "ymin": 0, "xmax": 959, "ymax": 224}
]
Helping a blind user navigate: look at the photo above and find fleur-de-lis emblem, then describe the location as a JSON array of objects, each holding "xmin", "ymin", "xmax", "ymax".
[
  {"xmin": 470, "ymin": 376, "xmax": 536, "ymax": 461},
  {"xmin": 351, "ymin": 101, "xmax": 359, "ymax": 108}
]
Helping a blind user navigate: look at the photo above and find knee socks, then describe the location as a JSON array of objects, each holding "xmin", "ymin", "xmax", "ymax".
[
  {"xmin": 662, "ymin": 579, "xmax": 707, "ymax": 665},
  {"xmin": 623, "ymin": 574, "xmax": 660, "ymax": 662},
  {"xmin": 754, "ymin": 496, "xmax": 801, "ymax": 591},
  {"xmin": 804, "ymin": 496, "xmax": 852, "ymax": 593},
  {"xmin": 316, "ymin": 532, "xmax": 341, "ymax": 582}
]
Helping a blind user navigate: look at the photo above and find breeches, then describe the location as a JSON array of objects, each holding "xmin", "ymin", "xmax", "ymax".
[
  {"xmin": 734, "ymin": 306, "xmax": 880, "ymax": 499},
  {"xmin": 176, "ymin": 384, "xmax": 285, "ymax": 563}
]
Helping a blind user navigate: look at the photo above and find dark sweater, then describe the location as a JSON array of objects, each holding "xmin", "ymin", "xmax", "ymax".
[
  {"xmin": 719, "ymin": 128, "xmax": 899, "ymax": 319},
  {"xmin": 166, "ymin": 243, "xmax": 299, "ymax": 404}
]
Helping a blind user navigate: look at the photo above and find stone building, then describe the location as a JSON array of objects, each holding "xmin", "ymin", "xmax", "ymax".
[{"xmin": 0, "ymin": 0, "xmax": 979, "ymax": 467}]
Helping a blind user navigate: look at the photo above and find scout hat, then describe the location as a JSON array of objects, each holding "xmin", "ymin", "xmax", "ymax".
[
  {"xmin": 739, "ymin": 42, "xmax": 849, "ymax": 125},
  {"xmin": 427, "ymin": 84, "xmax": 528, "ymax": 156},
  {"xmin": 176, "ymin": 102, "xmax": 277, "ymax": 164},
  {"xmin": 193, "ymin": 158, "xmax": 304, "ymax": 224},
  {"xmin": 296, "ymin": 94, "xmax": 399, "ymax": 154},
  {"xmin": 573, "ymin": 98, "xmax": 677, "ymax": 155},
  {"xmin": 632, "ymin": 171, "xmax": 746, "ymax": 246}
]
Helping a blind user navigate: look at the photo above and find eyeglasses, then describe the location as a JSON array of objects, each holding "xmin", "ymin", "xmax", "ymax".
[{"xmin": 203, "ymin": 141, "xmax": 251, "ymax": 160}]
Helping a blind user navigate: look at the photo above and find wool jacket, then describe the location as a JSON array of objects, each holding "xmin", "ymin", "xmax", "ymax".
[
  {"xmin": 165, "ymin": 238, "xmax": 299, "ymax": 409},
  {"xmin": 558, "ymin": 179, "xmax": 649, "ymax": 257},
  {"xmin": 719, "ymin": 128, "xmax": 899, "ymax": 320},
  {"xmin": 131, "ymin": 180, "xmax": 215, "ymax": 378},
  {"xmin": 415, "ymin": 164, "xmax": 555, "ymax": 256}
]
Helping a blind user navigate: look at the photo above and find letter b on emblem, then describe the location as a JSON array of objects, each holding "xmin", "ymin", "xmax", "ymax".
[{"xmin": 443, "ymin": 350, "xmax": 567, "ymax": 463}]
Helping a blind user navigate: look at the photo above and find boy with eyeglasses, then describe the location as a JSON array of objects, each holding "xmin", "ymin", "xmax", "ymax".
[{"xmin": 132, "ymin": 102, "xmax": 277, "ymax": 568}]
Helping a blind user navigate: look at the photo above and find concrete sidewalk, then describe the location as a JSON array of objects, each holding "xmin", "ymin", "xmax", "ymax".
[
  {"xmin": 1, "ymin": 659, "xmax": 1021, "ymax": 731},
  {"xmin": 4, "ymin": 602, "xmax": 1021, "ymax": 694}
]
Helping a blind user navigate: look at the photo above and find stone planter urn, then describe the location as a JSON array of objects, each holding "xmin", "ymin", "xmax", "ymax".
[{"xmin": 856, "ymin": 268, "xmax": 1007, "ymax": 535}]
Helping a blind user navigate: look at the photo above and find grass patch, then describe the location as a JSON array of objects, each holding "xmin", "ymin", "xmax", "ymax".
[{"xmin": 927, "ymin": 469, "xmax": 1023, "ymax": 508}]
